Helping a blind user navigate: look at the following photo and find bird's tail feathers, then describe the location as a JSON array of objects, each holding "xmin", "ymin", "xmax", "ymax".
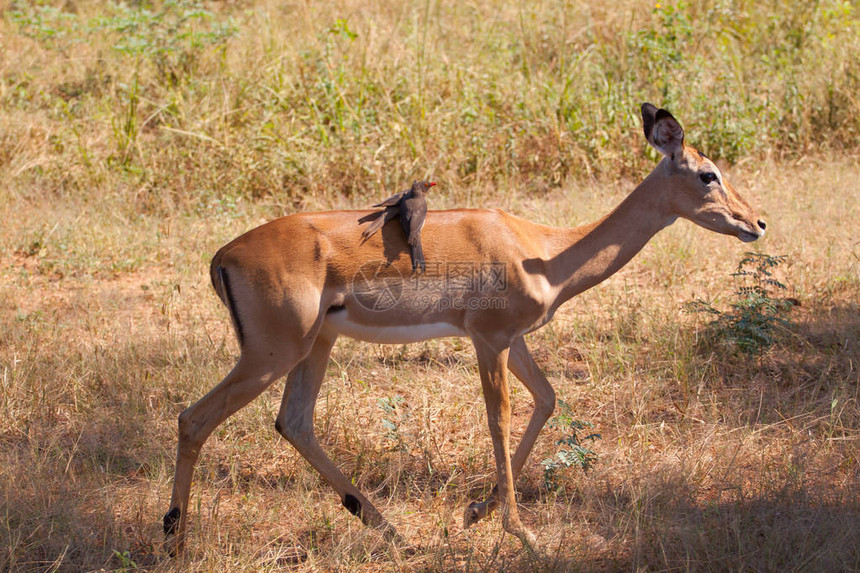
[
  {"xmin": 361, "ymin": 218, "xmax": 385, "ymax": 240},
  {"xmin": 410, "ymin": 242, "xmax": 425, "ymax": 272}
]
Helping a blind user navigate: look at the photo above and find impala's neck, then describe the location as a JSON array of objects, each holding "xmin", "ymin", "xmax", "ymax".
[{"xmin": 548, "ymin": 166, "xmax": 675, "ymax": 306}]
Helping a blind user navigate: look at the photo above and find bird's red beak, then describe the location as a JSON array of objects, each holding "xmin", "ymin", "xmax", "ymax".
[{"xmin": 429, "ymin": 182, "xmax": 437, "ymax": 187}]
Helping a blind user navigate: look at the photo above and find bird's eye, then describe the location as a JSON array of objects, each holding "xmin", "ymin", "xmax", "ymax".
[{"xmin": 699, "ymin": 172, "xmax": 718, "ymax": 185}]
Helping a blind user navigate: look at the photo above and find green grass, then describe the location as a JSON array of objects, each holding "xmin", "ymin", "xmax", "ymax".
[
  {"xmin": 1, "ymin": 1, "xmax": 859, "ymax": 571},
  {"xmin": 2, "ymin": 0, "xmax": 859, "ymax": 211}
]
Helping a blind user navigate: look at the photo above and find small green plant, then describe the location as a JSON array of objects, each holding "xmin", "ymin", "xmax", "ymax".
[
  {"xmin": 112, "ymin": 549, "xmax": 138, "ymax": 571},
  {"xmin": 95, "ymin": 0, "xmax": 238, "ymax": 86},
  {"xmin": 377, "ymin": 395, "xmax": 408, "ymax": 451},
  {"xmin": 541, "ymin": 400, "xmax": 601, "ymax": 493},
  {"xmin": 111, "ymin": 70, "xmax": 140, "ymax": 165},
  {"xmin": 8, "ymin": 2, "xmax": 82, "ymax": 55},
  {"xmin": 10, "ymin": 0, "xmax": 237, "ymax": 86},
  {"xmin": 685, "ymin": 253, "xmax": 795, "ymax": 355}
]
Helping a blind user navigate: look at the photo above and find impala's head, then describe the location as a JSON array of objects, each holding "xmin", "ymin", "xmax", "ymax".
[{"xmin": 641, "ymin": 103, "xmax": 766, "ymax": 242}]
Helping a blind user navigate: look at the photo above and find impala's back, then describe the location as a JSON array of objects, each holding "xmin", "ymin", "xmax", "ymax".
[{"xmin": 210, "ymin": 208, "xmax": 559, "ymax": 347}]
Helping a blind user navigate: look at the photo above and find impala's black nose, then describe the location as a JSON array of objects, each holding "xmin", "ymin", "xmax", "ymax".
[{"xmin": 758, "ymin": 220, "xmax": 767, "ymax": 231}]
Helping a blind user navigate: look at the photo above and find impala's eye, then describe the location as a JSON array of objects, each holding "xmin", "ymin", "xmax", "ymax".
[{"xmin": 699, "ymin": 172, "xmax": 718, "ymax": 185}]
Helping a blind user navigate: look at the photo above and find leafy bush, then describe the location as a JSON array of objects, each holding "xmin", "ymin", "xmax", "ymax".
[
  {"xmin": 378, "ymin": 395, "xmax": 408, "ymax": 451},
  {"xmin": 541, "ymin": 400, "xmax": 601, "ymax": 493},
  {"xmin": 686, "ymin": 253, "xmax": 796, "ymax": 355},
  {"xmin": 9, "ymin": 0, "xmax": 237, "ymax": 84}
]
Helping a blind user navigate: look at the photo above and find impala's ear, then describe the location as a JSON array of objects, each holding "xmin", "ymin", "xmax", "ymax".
[{"xmin": 641, "ymin": 103, "xmax": 685, "ymax": 157}]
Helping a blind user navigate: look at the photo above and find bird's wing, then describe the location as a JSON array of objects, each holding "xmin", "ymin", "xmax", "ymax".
[
  {"xmin": 372, "ymin": 189, "xmax": 408, "ymax": 208},
  {"xmin": 401, "ymin": 199, "xmax": 427, "ymax": 245},
  {"xmin": 360, "ymin": 207, "xmax": 398, "ymax": 240},
  {"xmin": 357, "ymin": 210, "xmax": 384, "ymax": 224}
]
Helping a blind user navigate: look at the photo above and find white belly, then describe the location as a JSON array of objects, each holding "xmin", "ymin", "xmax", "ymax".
[{"xmin": 321, "ymin": 310, "xmax": 467, "ymax": 344}]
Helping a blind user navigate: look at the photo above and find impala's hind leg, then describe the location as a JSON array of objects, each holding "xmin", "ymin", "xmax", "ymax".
[
  {"xmin": 275, "ymin": 334, "xmax": 399, "ymax": 539},
  {"xmin": 163, "ymin": 348, "xmax": 297, "ymax": 554},
  {"xmin": 164, "ymin": 263, "xmax": 328, "ymax": 553}
]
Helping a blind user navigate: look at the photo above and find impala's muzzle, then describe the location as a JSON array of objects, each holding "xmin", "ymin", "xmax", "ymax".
[{"xmin": 737, "ymin": 218, "xmax": 766, "ymax": 242}]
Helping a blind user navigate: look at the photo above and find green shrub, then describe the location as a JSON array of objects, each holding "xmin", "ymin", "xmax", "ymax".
[
  {"xmin": 686, "ymin": 253, "xmax": 796, "ymax": 355},
  {"xmin": 541, "ymin": 400, "xmax": 601, "ymax": 493}
]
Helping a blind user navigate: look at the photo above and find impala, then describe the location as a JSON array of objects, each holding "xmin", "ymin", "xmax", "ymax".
[{"xmin": 163, "ymin": 104, "xmax": 765, "ymax": 550}]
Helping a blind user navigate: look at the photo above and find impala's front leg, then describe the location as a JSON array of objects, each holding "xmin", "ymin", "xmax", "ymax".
[
  {"xmin": 464, "ymin": 336, "xmax": 555, "ymax": 530},
  {"xmin": 470, "ymin": 336, "xmax": 537, "ymax": 546}
]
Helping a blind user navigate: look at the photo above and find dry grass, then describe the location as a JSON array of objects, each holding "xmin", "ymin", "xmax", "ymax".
[
  {"xmin": 1, "ymin": 157, "xmax": 858, "ymax": 572},
  {"xmin": 1, "ymin": 1, "xmax": 859, "ymax": 571}
]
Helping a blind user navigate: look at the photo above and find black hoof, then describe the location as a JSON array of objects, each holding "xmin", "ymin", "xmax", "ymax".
[
  {"xmin": 163, "ymin": 507, "xmax": 181, "ymax": 535},
  {"xmin": 464, "ymin": 502, "xmax": 481, "ymax": 527},
  {"xmin": 342, "ymin": 494, "xmax": 362, "ymax": 518}
]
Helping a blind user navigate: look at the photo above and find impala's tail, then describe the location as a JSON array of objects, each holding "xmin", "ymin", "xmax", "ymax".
[
  {"xmin": 209, "ymin": 251, "xmax": 245, "ymax": 347},
  {"xmin": 209, "ymin": 251, "xmax": 227, "ymax": 306}
]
